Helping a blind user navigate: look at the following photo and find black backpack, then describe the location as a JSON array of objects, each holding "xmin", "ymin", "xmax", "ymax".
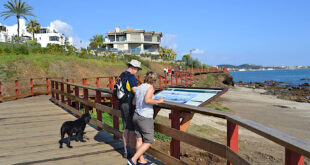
[{"xmin": 113, "ymin": 73, "xmax": 129, "ymax": 102}]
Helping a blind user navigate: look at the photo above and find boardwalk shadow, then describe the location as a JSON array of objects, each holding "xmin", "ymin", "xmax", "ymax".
[
  {"xmin": 50, "ymin": 99, "xmax": 165, "ymax": 165},
  {"xmin": 58, "ymin": 136, "xmax": 83, "ymax": 148},
  {"xmin": 93, "ymin": 131, "xmax": 165, "ymax": 165}
]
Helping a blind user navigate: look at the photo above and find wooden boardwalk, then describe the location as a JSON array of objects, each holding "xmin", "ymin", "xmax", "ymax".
[{"xmin": 0, "ymin": 96, "xmax": 137, "ymax": 165}]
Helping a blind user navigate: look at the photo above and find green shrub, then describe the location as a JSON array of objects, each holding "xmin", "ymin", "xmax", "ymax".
[
  {"xmin": 154, "ymin": 131, "xmax": 171, "ymax": 142},
  {"xmin": 4, "ymin": 47, "xmax": 12, "ymax": 54},
  {"xmin": 16, "ymin": 45, "xmax": 29, "ymax": 55}
]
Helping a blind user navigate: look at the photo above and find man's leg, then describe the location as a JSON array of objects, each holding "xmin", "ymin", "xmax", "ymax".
[{"xmin": 122, "ymin": 129, "xmax": 129, "ymax": 157}]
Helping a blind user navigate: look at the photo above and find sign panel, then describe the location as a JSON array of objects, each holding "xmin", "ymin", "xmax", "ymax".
[{"xmin": 154, "ymin": 87, "xmax": 224, "ymax": 107}]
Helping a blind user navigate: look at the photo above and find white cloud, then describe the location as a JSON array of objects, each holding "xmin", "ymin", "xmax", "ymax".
[
  {"xmin": 50, "ymin": 20, "xmax": 89, "ymax": 49},
  {"xmin": 192, "ymin": 49, "xmax": 205, "ymax": 54},
  {"xmin": 50, "ymin": 20, "xmax": 73, "ymax": 36},
  {"xmin": 161, "ymin": 34, "xmax": 178, "ymax": 50}
]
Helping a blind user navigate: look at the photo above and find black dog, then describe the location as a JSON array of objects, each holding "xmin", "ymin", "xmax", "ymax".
[{"xmin": 59, "ymin": 113, "xmax": 91, "ymax": 148}]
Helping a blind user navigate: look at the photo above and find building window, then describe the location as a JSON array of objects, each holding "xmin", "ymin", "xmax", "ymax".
[
  {"xmin": 40, "ymin": 29, "xmax": 48, "ymax": 33},
  {"xmin": 49, "ymin": 36, "xmax": 59, "ymax": 41},
  {"xmin": 0, "ymin": 26, "xmax": 7, "ymax": 32}
]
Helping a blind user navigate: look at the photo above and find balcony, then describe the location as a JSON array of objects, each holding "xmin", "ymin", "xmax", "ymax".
[{"xmin": 105, "ymin": 38, "xmax": 160, "ymax": 44}]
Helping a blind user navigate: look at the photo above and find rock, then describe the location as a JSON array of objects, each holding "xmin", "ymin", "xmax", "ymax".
[
  {"xmin": 301, "ymin": 78, "xmax": 310, "ymax": 81},
  {"xmin": 300, "ymin": 83, "xmax": 309, "ymax": 87},
  {"xmin": 223, "ymin": 75, "xmax": 234, "ymax": 86}
]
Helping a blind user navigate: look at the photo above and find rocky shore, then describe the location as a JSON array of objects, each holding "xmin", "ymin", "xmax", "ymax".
[{"xmin": 236, "ymin": 80, "xmax": 310, "ymax": 103}]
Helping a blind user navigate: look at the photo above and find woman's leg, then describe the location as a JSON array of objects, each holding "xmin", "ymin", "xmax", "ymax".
[{"xmin": 132, "ymin": 142, "xmax": 152, "ymax": 164}]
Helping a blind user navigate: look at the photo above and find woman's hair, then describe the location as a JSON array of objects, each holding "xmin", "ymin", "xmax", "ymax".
[{"xmin": 144, "ymin": 71, "xmax": 157, "ymax": 84}]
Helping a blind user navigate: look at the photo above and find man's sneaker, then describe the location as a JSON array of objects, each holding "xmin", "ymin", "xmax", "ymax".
[{"xmin": 127, "ymin": 159, "xmax": 136, "ymax": 165}]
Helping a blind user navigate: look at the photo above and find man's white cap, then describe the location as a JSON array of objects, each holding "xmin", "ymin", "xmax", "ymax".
[{"xmin": 127, "ymin": 59, "xmax": 142, "ymax": 70}]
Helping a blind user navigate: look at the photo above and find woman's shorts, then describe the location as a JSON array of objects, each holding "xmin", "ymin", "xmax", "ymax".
[{"xmin": 133, "ymin": 112, "xmax": 154, "ymax": 143}]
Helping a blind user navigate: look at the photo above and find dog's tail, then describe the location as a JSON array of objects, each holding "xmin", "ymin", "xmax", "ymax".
[{"xmin": 60, "ymin": 126, "xmax": 65, "ymax": 139}]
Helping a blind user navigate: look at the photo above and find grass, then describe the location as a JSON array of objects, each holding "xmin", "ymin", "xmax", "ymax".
[
  {"xmin": 79, "ymin": 107, "xmax": 124, "ymax": 130},
  {"xmin": 204, "ymin": 101, "xmax": 230, "ymax": 112}
]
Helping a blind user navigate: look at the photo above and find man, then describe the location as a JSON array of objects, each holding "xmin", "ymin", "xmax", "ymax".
[{"xmin": 118, "ymin": 59, "xmax": 141, "ymax": 158}]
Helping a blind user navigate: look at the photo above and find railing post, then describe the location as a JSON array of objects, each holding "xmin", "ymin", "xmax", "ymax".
[
  {"xmin": 82, "ymin": 78, "xmax": 87, "ymax": 97},
  {"xmin": 175, "ymin": 74, "xmax": 178, "ymax": 86},
  {"xmin": 193, "ymin": 73, "xmax": 195, "ymax": 85},
  {"xmin": 164, "ymin": 75, "xmax": 167, "ymax": 88},
  {"xmin": 55, "ymin": 81, "xmax": 59, "ymax": 100},
  {"xmin": 108, "ymin": 77, "xmax": 114, "ymax": 90},
  {"xmin": 185, "ymin": 74, "xmax": 188, "ymax": 87},
  {"xmin": 181, "ymin": 74, "xmax": 183, "ymax": 86},
  {"xmin": 285, "ymin": 148, "xmax": 304, "ymax": 165},
  {"xmin": 51, "ymin": 80, "xmax": 55, "ymax": 98},
  {"xmin": 170, "ymin": 108, "xmax": 180, "ymax": 159},
  {"xmin": 75, "ymin": 86, "xmax": 79, "ymax": 110},
  {"xmin": 61, "ymin": 82, "xmax": 65, "ymax": 103},
  {"xmin": 15, "ymin": 80, "xmax": 18, "ymax": 99},
  {"xmin": 46, "ymin": 78, "xmax": 49, "ymax": 95},
  {"xmin": 66, "ymin": 80, "xmax": 71, "ymax": 107},
  {"xmin": 171, "ymin": 74, "xmax": 173, "ymax": 86},
  {"xmin": 96, "ymin": 77, "xmax": 100, "ymax": 88},
  {"xmin": 84, "ymin": 88, "xmax": 89, "ymax": 114},
  {"xmin": 30, "ymin": 78, "xmax": 34, "ymax": 96},
  {"xmin": 112, "ymin": 88, "xmax": 119, "ymax": 140},
  {"xmin": 227, "ymin": 121, "xmax": 238, "ymax": 165},
  {"xmin": 96, "ymin": 90, "xmax": 102, "ymax": 131}
]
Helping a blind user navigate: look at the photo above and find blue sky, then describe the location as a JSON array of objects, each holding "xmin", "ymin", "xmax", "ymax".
[{"xmin": 1, "ymin": 0, "xmax": 309, "ymax": 66}]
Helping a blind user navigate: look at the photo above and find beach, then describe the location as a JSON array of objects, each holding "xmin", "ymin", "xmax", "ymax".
[{"xmin": 222, "ymin": 86, "xmax": 310, "ymax": 141}]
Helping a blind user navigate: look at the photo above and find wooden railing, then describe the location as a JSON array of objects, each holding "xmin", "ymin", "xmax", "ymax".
[
  {"xmin": 0, "ymin": 77, "xmax": 50, "ymax": 102},
  {"xmin": 0, "ymin": 66, "xmax": 229, "ymax": 103},
  {"xmin": 50, "ymin": 79, "xmax": 309, "ymax": 165},
  {"xmin": 0, "ymin": 73, "xmax": 196, "ymax": 103}
]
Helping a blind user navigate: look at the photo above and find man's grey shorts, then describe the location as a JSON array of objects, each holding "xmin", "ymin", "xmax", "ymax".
[
  {"xmin": 133, "ymin": 112, "xmax": 154, "ymax": 143},
  {"xmin": 120, "ymin": 102, "xmax": 134, "ymax": 131}
]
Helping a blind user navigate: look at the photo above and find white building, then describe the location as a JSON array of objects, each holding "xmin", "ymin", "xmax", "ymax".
[
  {"xmin": 104, "ymin": 26, "xmax": 162, "ymax": 55},
  {"xmin": 1, "ymin": 19, "xmax": 72, "ymax": 47},
  {"xmin": 0, "ymin": 24, "xmax": 9, "ymax": 42},
  {"xmin": 35, "ymin": 27, "xmax": 72, "ymax": 47}
]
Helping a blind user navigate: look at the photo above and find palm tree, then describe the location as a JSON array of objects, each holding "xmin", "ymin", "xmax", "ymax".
[
  {"xmin": 0, "ymin": 0, "xmax": 35, "ymax": 38},
  {"xmin": 26, "ymin": 19, "xmax": 40, "ymax": 41},
  {"xmin": 89, "ymin": 34, "xmax": 105, "ymax": 48}
]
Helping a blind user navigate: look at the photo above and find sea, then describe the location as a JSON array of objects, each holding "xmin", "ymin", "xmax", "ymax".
[{"xmin": 230, "ymin": 69, "xmax": 310, "ymax": 86}]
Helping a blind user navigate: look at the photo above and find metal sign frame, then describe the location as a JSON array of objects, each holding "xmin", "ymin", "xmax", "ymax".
[{"xmin": 155, "ymin": 86, "xmax": 228, "ymax": 107}]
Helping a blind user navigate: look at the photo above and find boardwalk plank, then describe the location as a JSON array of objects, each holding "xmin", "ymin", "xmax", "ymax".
[{"xmin": 0, "ymin": 96, "xmax": 163, "ymax": 165}]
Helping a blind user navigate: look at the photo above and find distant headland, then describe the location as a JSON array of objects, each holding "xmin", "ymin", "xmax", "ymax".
[{"xmin": 217, "ymin": 64, "xmax": 310, "ymax": 72}]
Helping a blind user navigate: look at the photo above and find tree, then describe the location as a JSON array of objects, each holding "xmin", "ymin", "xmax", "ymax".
[
  {"xmin": 159, "ymin": 47, "xmax": 167, "ymax": 58},
  {"xmin": 26, "ymin": 19, "xmax": 40, "ymax": 41},
  {"xmin": 0, "ymin": 0, "xmax": 35, "ymax": 38},
  {"xmin": 159, "ymin": 47, "xmax": 177, "ymax": 60},
  {"xmin": 89, "ymin": 34, "xmax": 104, "ymax": 48}
]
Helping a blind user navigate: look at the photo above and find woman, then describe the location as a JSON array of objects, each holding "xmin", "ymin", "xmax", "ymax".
[{"xmin": 128, "ymin": 71, "xmax": 164, "ymax": 165}]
